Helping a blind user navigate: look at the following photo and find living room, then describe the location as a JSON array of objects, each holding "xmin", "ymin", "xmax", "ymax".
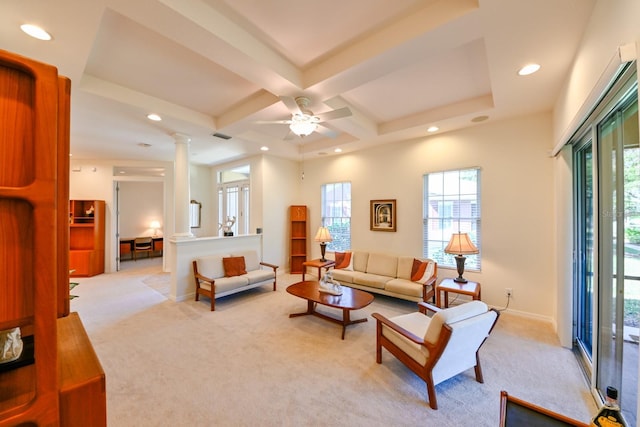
[{"xmin": 2, "ymin": 0, "xmax": 639, "ymax": 425}]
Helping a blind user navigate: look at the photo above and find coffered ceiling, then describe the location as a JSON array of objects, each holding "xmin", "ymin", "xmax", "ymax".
[{"xmin": 1, "ymin": 0, "xmax": 595, "ymax": 165}]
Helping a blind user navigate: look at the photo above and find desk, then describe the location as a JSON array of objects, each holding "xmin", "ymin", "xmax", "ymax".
[
  {"xmin": 302, "ymin": 259, "xmax": 335, "ymax": 281},
  {"xmin": 435, "ymin": 278, "xmax": 481, "ymax": 308},
  {"xmin": 119, "ymin": 237, "xmax": 163, "ymax": 261}
]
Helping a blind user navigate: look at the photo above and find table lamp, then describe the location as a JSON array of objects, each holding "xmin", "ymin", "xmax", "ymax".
[
  {"xmin": 314, "ymin": 226, "xmax": 332, "ymax": 262},
  {"xmin": 444, "ymin": 232, "xmax": 478, "ymax": 283},
  {"xmin": 150, "ymin": 220, "xmax": 161, "ymax": 237}
]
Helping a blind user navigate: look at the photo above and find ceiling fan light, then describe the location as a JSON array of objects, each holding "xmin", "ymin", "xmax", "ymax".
[{"xmin": 289, "ymin": 119, "xmax": 317, "ymax": 136}]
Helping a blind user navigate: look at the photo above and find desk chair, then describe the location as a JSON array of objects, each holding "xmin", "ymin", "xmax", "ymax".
[{"xmin": 133, "ymin": 237, "xmax": 153, "ymax": 261}]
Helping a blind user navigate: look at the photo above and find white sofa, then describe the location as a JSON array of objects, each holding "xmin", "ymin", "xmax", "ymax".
[
  {"xmin": 330, "ymin": 251, "xmax": 437, "ymax": 302},
  {"xmin": 192, "ymin": 250, "xmax": 278, "ymax": 311}
]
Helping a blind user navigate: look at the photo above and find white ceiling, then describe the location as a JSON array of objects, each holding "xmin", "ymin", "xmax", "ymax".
[{"xmin": 1, "ymin": 0, "xmax": 596, "ymax": 166}]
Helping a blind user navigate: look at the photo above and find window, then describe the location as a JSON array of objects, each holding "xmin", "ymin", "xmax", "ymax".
[
  {"xmin": 217, "ymin": 165, "xmax": 250, "ymax": 235},
  {"xmin": 321, "ymin": 182, "xmax": 351, "ymax": 252},
  {"xmin": 423, "ymin": 168, "xmax": 481, "ymax": 270}
]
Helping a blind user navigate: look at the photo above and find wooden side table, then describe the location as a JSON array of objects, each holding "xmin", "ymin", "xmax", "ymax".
[
  {"xmin": 302, "ymin": 259, "xmax": 335, "ymax": 281},
  {"xmin": 436, "ymin": 278, "xmax": 481, "ymax": 308}
]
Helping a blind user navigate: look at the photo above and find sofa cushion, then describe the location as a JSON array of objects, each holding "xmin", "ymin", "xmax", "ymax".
[
  {"xmin": 385, "ymin": 278, "xmax": 424, "ymax": 298},
  {"xmin": 212, "ymin": 276, "xmax": 250, "ymax": 294},
  {"xmin": 397, "ymin": 256, "xmax": 415, "ymax": 280},
  {"xmin": 196, "ymin": 254, "xmax": 229, "ymax": 279},
  {"xmin": 424, "ymin": 301, "xmax": 488, "ymax": 345},
  {"xmin": 244, "ymin": 269, "xmax": 275, "ymax": 285},
  {"xmin": 352, "ymin": 251, "xmax": 369, "ymax": 272},
  {"xmin": 366, "ymin": 253, "xmax": 397, "ymax": 277},
  {"xmin": 231, "ymin": 250, "xmax": 260, "ymax": 271},
  {"xmin": 331, "ymin": 269, "xmax": 356, "ymax": 283},
  {"xmin": 223, "ymin": 256, "xmax": 247, "ymax": 277},
  {"xmin": 382, "ymin": 312, "xmax": 430, "ymax": 365},
  {"xmin": 354, "ymin": 272, "xmax": 391, "ymax": 289}
]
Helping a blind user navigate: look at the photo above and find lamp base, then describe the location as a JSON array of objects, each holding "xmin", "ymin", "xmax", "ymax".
[
  {"xmin": 454, "ymin": 255, "xmax": 468, "ymax": 283},
  {"xmin": 319, "ymin": 242, "xmax": 327, "ymax": 262}
]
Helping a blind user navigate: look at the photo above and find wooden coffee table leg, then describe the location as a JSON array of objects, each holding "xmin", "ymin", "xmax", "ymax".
[
  {"xmin": 340, "ymin": 309, "xmax": 368, "ymax": 340},
  {"xmin": 289, "ymin": 300, "xmax": 315, "ymax": 318}
]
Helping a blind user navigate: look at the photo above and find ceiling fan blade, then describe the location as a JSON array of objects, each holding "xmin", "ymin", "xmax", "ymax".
[
  {"xmin": 315, "ymin": 106, "xmax": 352, "ymax": 122},
  {"xmin": 315, "ymin": 124, "xmax": 338, "ymax": 138},
  {"xmin": 283, "ymin": 129, "xmax": 295, "ymax": 140},
  {"xmin": 254, "ymin": 119, "xmax": 292, "ymax": 125},
  {"xmin": 280, "ymin": 96, "xmax": 302, "ymax": 115}
]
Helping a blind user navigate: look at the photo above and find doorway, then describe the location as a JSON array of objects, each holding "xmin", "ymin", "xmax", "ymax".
[{"xmin": 114, "ymin": 179, "xmax": 164, "ymax": 271}]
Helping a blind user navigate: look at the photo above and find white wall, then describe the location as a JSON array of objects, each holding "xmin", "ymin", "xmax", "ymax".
[
  {"xmin": 118, "ymin": 181, "xmax": 163, "ymax": 238},
  {"xmin": 299, "ymin": 113, "xmax": 556, "ymax": 321},
  {"xmin": 190, "ymin": 164, "xmax": 213, "ymax": 237},
  {"xmin": 553, "ymin": 0, "xmax": 640, "ymax": 146}
]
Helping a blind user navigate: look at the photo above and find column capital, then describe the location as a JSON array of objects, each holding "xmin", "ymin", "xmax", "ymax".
[{"xmin": 172, "ymin": 132, "xmax": 191, "ymax": 144}]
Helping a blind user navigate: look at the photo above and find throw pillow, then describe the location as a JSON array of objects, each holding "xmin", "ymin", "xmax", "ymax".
[
  {"xmin": 411, "ymin": 258, "xmax": 433, "ymax": 283},
  {"xmin": 223, "ymin": 256, "xmax": 247, "ymax": 277},
  {"xmin": 335, "ymin": 251, "xmax": 353, "ymax": 270}
]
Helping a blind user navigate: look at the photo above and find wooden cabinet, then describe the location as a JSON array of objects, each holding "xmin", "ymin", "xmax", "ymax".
[
  {"xmin": 70, "ymin": 200, "xmax": 105, "ymax": 277},
  {"xmin": 0, "ymin": 49, "xmax": 106, "ymax": 427},
  {"xmin": 290, "ymin": 205, "xmax": 308, "ymax": 274},
  {"xmin": 57, "ymin": 313, "xmax": 106, "ymax": 426}
]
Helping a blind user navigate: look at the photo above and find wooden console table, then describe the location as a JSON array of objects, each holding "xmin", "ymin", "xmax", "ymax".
[{"xmin": 120, "ymin": 236, "xmax": 163, "ymax": 261}]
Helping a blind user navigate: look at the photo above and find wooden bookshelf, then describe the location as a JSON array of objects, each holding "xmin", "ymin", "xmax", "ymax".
[
  {"xmin": 290, "ymin": 205, "xmax": 308, "ymax": 274},
  {"xmin": 69, "ymin": 200, "xmax": 105, "ymax": 277}
]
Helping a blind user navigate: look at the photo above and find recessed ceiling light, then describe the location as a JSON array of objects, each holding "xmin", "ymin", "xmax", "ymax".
[
  {"xmin": 260, "ymin": 146, "xmax": 269, "ymax": 151},
  {"xmin": 147, "ymin": 113, "xmax": 162, "ymax": 121},
  {"xmin": 471, "ymin": 115, "xmax": 489, "ymax": 123},
  {"xmin": 20, "ymin": 24, "xmax": 52, "ymax": 41},
  {"xmin": 334, "ymin": 148, "xmax": 342, "ymax": 153},
  {"xmin": 518, "ymin": 63, "xmax": 540, "ymax": 76},
  {"xmin": 137, "ymin": 142, "xmax": 152, "ymax": 148},
  {"xmin": 427, "ymin": 126, "xmax": 439, "ymax": 132}
]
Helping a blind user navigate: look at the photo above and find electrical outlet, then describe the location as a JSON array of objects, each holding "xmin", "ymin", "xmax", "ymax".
[{"xmin": 505, "ymin": 288, "xmax": 513, "ymax": 298}]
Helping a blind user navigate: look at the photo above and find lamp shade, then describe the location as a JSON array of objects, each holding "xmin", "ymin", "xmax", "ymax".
[
  {"xmin": 314, "ymin": 226, "xmax": 333, "ymax": 243},
  {"xmin": 444, "ymin": 233, "xmax": 478, "ymax": 255},
  {"xmin": 150, "ymin": 220, "xmax": 161, "ymax": 229}
]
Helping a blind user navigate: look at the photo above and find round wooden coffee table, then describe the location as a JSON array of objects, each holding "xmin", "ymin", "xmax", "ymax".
[{"xmin": 286, "ymin": 280, "xmax": 374, "ymax": 339}]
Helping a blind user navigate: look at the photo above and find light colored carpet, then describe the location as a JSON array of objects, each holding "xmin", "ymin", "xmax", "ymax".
[{"xmin": 71, "ymin": 262, "xmax": 597, "ymax": 426}]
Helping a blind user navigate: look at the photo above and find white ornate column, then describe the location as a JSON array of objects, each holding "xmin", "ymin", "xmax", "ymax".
[{"xmin": 172, "ymin": 132, "xmax": 193, "ymax": 239}]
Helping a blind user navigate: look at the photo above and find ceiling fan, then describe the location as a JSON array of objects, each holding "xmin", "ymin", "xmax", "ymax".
[{"xmin": 257, "ymin": 96, "xmax": 352, "ymax": 138}]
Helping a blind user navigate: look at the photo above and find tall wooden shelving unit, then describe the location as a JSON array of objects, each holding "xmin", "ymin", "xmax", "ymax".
[
  {"xmin": 0, "ymin": 49, "xmax": 106, "ymax": 426},
  {"xmin": 290, "ymin": 205, "xmax": 308, "ymax": 274},
  {"xmin": 69, "ymin": 200, "xmax": 105, "ymax": 277}
]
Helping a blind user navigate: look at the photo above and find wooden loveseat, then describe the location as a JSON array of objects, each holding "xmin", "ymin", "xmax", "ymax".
[{"xmin": 192, "ymin": 250, "xmax": 278, "ymax": 311}]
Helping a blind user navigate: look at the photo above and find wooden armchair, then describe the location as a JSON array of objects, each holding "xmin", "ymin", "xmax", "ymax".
[{"xmin": 372, "ymin": 300, "xmax": 499, "ymax": 409}]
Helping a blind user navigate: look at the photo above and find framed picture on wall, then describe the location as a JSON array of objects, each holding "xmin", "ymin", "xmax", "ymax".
[{"xmin": 370, "ymin": 199, "xmax": 396, "ymax": 232}]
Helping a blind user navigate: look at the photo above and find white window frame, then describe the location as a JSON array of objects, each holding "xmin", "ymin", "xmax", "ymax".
[
  {"xmin": 321, "ymin": 182, "xmax": 351, "ymax": 252},
  {"xmin": 423, "ymin": 168, "xmax": 481, "ymax": 270}
]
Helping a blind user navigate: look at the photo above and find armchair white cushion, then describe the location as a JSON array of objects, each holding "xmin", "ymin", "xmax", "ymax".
[{"xmin": 372, "ymin": 300, "xmax": 499, "ymax": 409}]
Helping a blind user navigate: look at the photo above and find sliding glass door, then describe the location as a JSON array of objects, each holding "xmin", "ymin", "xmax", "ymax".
[
  {"xmin": 596, "ymin": 94, "xmax": 638, "ymax": 425},
  {"xmin": 573, "ymin": 66, "xmax": 638, "ymax": 426},
  {"xmin": 574, "ymin": 138, "xmax": 594, "ymax": 366}
]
